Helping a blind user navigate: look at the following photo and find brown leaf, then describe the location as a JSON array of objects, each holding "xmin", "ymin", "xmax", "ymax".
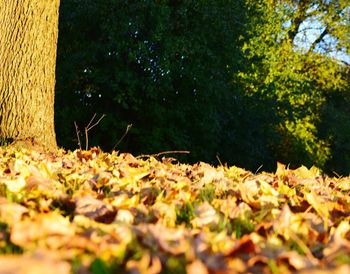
[
  {"xmin": 75, "ymin": 195, "xmax": 116, "ymax": 223},
  {"xmin": 75, "ymin": 150, "xmax": 93, "ymax": 163},
  {"xmin": 152, "ymin": 201, "xmax": 177, "ymax": 227},
  {"xmin": 229, "ymin": 234, "xmax": 258, "ymax": 256},
  {"xmin": 247, "ymin": 255, "xmax": 270, "ymax": 267},
  {"xmin": 126, "ymin": 252, "xmax": 162, "ymax": 274},
  {"xmin": 191, "ymin": 201, "xmax": 220, "ymax": 228},
  {"xmin": 277, "ymin": 251, "xmax": 317, "ymax": 270},
  {"xmin": 135, "ymin": 224, "xmax": 190, "ymax": 256},
  {"xmin": 120, "ymin": 153, "xmax": 140, "ymax": 167}
]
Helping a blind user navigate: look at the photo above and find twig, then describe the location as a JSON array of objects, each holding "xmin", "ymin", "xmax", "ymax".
[
  {"xmin": 84, "ymin": 113, "xmax": 106, "ymax": 150},
  {"xmin": 112, "ymin": 124, "xmax": 133, "ymax": 151},
  {"xmin": 216, "ymin": 154, "xmax": 223, "ymax": 166},
  {"xmin": 255, "ymin": 164, "xmax": 263, "ymax": 174},
  {"xmin": 86, "ymin": 113, "xmax": 97, "ymax": 129},
  {"xmin": 74, "ymin": 121, "xmax": 82, "ymax": 150},
  {"xmin": 137, "ymin": 150, "xmax": 190, "ymax": 159}
]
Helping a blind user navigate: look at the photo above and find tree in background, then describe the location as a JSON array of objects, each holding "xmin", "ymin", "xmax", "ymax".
[
  {"xmin": 319, "ymin": 66, "xmax": 350, "ymax": 175},
  {"xmin": 0, "ymin": 0, "xmax": 60, "ymax": 150},
  {"xmin": 238, "ymin": 0, "xmax": 349, "ymax": 170},
  {"xmin": 55, "ymin": 0, "xmax": 246, "ymax": 163}
]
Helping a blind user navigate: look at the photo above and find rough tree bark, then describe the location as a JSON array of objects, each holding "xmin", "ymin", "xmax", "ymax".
[{"xmin": 0, "ymin": 0, "xmax": 60, "ymax": 150}]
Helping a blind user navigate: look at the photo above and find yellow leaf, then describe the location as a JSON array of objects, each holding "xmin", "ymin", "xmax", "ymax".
[
  {"xmin": 305, "ymin": 191, "xmax": 329, "ymax": 220},
  {"xmin": 152, "ymin": 201, "xmax": 177, "ymax": 227},
  {"xmin": 3, "ymin": 177, "xmax": 26, "ymax": 193},
  {"xmin": 0, "ymin": 200, "xmax": 28, "ymax": 225},
  {"xmin": 11, "ymin": 212, "xmax": 74, "ymax": 247},
  {"xmin": 294, "ymin": 166, "xmax": 320, "ymax": 179}
]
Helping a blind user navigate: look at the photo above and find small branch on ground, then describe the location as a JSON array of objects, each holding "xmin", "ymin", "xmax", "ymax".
[{"xmin": 137, "ymin": 150, "xmax": 190, "ymax": 159}]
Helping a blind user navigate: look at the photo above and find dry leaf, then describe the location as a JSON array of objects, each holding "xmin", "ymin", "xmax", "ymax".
[
  {"xmin": 0, "ymin": 201, "xmax": 28, "ymax": 225},
  {"xmin": 0, "ymin": 253, "xmax": 71, "ymax": 274},
  {"xmin": 126, "ymin": 252, "xmax": 162, "ymax": 274},
  {"xmin": 0, "ymin": 146, "xmax": 349, "ymax": 273},
  {"xmin": 186, "ymin": 260, "xmax": 209, "ymax": 274},
  {"xmin": 191, "ymin": 202, "xmax": 220, "ymax": 228},
  {"xmin": 75, "ymin": 195, "xmax": 116, "ymax": 223},
  {"xmin": 11, "ymin": 212, "xmax": 74, "ymax": 247}
]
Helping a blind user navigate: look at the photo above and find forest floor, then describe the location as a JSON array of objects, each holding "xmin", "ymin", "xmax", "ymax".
[{"xmin": 0, "ymin": 146, "xmax": 349, "ymax": 274}]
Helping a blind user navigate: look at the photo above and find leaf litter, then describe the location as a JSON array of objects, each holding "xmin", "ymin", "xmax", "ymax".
[{"xmin": 0, "ymin": 146, "xmax": 349, "ymax": 273}]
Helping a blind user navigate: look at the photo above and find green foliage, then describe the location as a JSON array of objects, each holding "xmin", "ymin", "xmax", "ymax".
[
  {"xmin": 289, "ymin": 241, "xmax": 306, "ymax": 256},
  {"xmin": 232, "ymin": 218, "xmax": 255, "ymax": 239},
  {"xmin": 164, "ymin": 257, "xmax": 186, "ymax": 274},
  {"xmin": 175, "ymin": 201, "xmax": 195, "ymax": 227},
  {"xmin": 199, "ymin": 184, "xmax": 216, "ymax": 203},
  {"xmin": 237, "ymin": 0, "xmax": 350, "ymax": 170},
  {"xmin": 319, "ymin": 80, "xmax": 350, "ymax": 175},
  {"xmin": 90, "ymin": 258, "xmax": 112, "ymax": 274}
]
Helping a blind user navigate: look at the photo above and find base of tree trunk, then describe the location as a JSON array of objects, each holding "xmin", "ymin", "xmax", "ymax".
[{"xmin": 7, "ymin": 138, "xmax": 56, "ymax": 153}]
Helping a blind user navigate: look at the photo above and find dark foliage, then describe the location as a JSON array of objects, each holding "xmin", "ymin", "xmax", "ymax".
[{"xmin": 55, "ymin": 0, "xmax": 350, "ymax": 175}]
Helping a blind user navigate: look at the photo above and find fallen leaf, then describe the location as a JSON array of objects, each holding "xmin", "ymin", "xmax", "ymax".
[
  {"xmin": 186, "ymin": 260, "xmax": 209, "ymax": 274},
  {"xmin": 191, "ymin": 202, "xmax": 220, "ymax": 228},
  {"xmin": 75, "ymin": 195, "xmax": 116, "ymax": 223},
  {"xmin": 305, "ymin": 191, "xmax": 330, "ymax": 220},
  {"xmin": 0, "ymin": 200, "xmax": 28, "ymax": 225},
  {"xmin": 11, "ymin": 212, "xmax": 74, "ymax": 247},
  {"xmin": 115, "ymin": 209, "xmax": 134, "ymax": 224},
  {"xmin": 277, "ymin": 251, "xmax": 316, "ymax": 270},
  {"xmin": 0, "ymin": 253, "xmax": 71, "ymax": 274},
  {"xmin": 126, "ymin": 252, "xmax": 162, "ymax": 274}
]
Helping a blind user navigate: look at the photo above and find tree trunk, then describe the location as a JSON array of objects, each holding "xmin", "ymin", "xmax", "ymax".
[{"xmin": 0, "ymin": 0, "xmax": 60, "ymax": 150}]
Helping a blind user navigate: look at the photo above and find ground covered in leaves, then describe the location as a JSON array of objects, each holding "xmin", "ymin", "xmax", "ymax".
[{"xmin": 0, "ymin": 147, "xmax": 350, "ymax": 274}]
